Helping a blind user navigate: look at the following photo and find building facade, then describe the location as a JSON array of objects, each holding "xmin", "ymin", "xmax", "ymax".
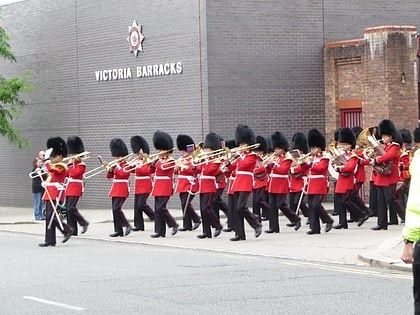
[{"xmin": 0, "ymin": 0, "xmax": 419, "ymax": 208}]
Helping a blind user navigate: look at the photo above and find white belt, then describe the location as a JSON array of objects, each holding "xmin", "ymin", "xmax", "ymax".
[
  {"xmin": 200, "ymin": 175, "xmax": 216, "ymax": 180},
  {"xmin": 44, "ymin": 182, "xmax": 65, "ymax": 190},
  {"xmin": 236, "ymin": 171, "xmax": 253, "ymax": 176},
  {"xmin": 135, "ymin": 176, "xmax": 151, "ymax": 180},
  {"xmin": 308, "ymin": 175, "xmax": 326, "ymax": 179},
  {"xmin": 270, "ymin": 174, "xmax": 288, "ymax": 178},
  {"xmin": 154, "ymin": 176, "xmax": 171, "ymax": 180},
  {"xmin": 178, "ymin": 175, "xmax": 195, "ymax": 180},
  {"xmin": 67, "ymin": 179, "xmax": 84, "ymax": 184},
  {"xmin": 113, "ymin": 179, "xmax": 129, "ymax": 183}
]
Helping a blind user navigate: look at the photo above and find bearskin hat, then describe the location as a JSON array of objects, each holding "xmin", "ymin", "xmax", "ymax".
[
  {"xmin": 399, "ymin": 128, "xmax": 412, "ymax": 144},
  {"xmin": 255, "ymin": 135, "xmax": 268, "ymax": 154},
  {"xmin": 66, "ymin": 136, "xmax": 84, "ymax": 155},
  {"xmin": 338, "ymin": 127, "xmax": 356, "ymax": 149},
  {"xmin": 271, "ymin": 131, "xmax": 289, "ymax": 151},
  {"xmin": 352, "ymin": 126, "xmax": 363, "ymax": 138},
  {"xmin": 378, "ymin": 119, "xmax": 397, "ymax": 139},
  {"xmin": 153, "ymin": 131, "xmax": 173, "ymax": 151},
  {"xmin": 47, "ymin": 137, "xmax": 67, "ymax": 157},
  {"xmin": 110, "ymin": 138, "xmax": 128, "ymax": 157},
  {"xmin": 176, "ymin": 134, "xmax": 195, "ymax": 152},
  {"xmin": 204, "ymin": 132, "xmax": 222, "ymax": 150},
  {"xmin": 394, "ymin": 129, "xmax": 403, "ymax": 146},
  {"xmin": 235, "ymin": 124, "xmax": 256, "ymax": 145},
  {"xmin": 307, "ymin": 129, "xmax": 326, "ymax": 150},
  {"xmin": 414, "ymin": 127, "xmax": 420, "ymax": 143},
  {"xmin": 291, "ymin": 132, "xmax": 308, "ymax": 154},
  {"xmin": 225, "ymin": 139, "xmax": 237, "ymax": 150},
  {"xmin": 265, "ymin": 136, "xmax": 273, "ymax": 153},
  {"xmin": 334, "ymin": 128, "xmax": 341, "ymax": 142},
  {"xmin": 130, "ymin": 135, "xmax": 150, "ymax": 154}
]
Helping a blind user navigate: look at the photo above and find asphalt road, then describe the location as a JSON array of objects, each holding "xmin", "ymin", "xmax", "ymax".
[{"xmin": 1, "ymin": 232, "xmax": 413, "ymax": 315}]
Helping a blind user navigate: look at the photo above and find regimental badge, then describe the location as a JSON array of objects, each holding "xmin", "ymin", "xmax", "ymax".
[{"xmin": 127, "ymin": 20, "xmax": 145, "ymax": 57}]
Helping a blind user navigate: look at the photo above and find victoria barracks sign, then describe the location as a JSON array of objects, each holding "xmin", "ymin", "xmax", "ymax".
[{"xmin": 94, "ymin": 19, "xmax": 183, "ymax": 82}]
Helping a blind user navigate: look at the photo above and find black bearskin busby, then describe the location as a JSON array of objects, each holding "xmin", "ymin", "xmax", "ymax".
[
  {"xmin": 235, "ymin": 124, "xmax": 256, "ymax": 145},
  {"xmin": 414, "ymin": 127, "xmax": 420, "ymax": 143},
  {"xmin": 130, "ymin": 135, "xmax": 150, "ymax": 154},
  {"xmin": 47, "ymin": 137, "xmax": 68, "ymax": 157},
  {"xmin": 307, "ymin": 129, "xmax": 326, "ymax": 151},
  {"xmin": 176, "ymin": 134, "xmax": 195, "ymax": 152},
  {"xmin": 265, "ymin": 136, "xmax": 273, "ymax": 153},
  {"xmin": 110, "ymin": 138, "xmax": 128, "ymax": 157},
  {"xmin": 400, "ymin": 128, "xmax": 412, "ymax": 144},
  {"xmin": 66, "ymin": 136, "xmax": 84, "ymax": 155},
  {"xmin": 225, "ymin": 139, "xmax": 237, "ymax": 150},
  {"xmin": 394, "ymin": 129, "xmax": 403, "ymax": 146},
  {"xmin": 378, "ymin": 119, "xmax": 397, "ymax": 139},
  {"xmin": 291, "ymin": 132, "xmax": 308, "ymax": 154},
  {"xmin": 255, "ymin": 135, "xmax": 268, "ymax": 154},
  {"xmin": 271, "ymin": 131, "xmax": 289, "ymax": 151},
  {"xmin": 204, "ymin": 132, "xmax": 222, "ymax": 151},
  {"xmin": 338, "ymin": 127, "xmax": 356, "ymax": 149},
  {"xmin": 352, "ymin": 126, "xmax": 363, "ymax": 139},
  {"xmin": 153, "ymin": 131, "xmax": 173, "ymax": 151},
  {"xmin": 334, "ymin": 128, "xmax": 341, "ymax": 142}
]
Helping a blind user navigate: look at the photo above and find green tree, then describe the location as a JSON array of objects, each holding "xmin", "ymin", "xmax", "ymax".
[{"xmin": 0, "ymin": 14, "xmax": 32, "ymax": 148}]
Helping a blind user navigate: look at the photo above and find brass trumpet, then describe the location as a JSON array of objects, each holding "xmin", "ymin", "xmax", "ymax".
[{"xmin": 83, "ymin": 153, "xmax": 135, "ymax": 179}]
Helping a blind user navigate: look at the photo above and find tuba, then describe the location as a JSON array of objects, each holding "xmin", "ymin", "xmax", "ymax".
[{"xmin": 356, "ymin": 126, "xmax": 393, "ymax": 175}]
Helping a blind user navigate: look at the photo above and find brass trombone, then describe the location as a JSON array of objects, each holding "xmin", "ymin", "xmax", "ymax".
[
  {"xmin": 62, "ymin": 151, "xmax": 91, "ymax": 163},
  {"xmin": 29, "ymin": 167, "xmax": 48, "ymax": 178},
  {"xmin": 83, "ymin": 153, "xmax": 135, "ymax": 179}
]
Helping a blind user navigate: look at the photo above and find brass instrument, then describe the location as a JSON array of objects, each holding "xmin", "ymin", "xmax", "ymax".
[
  {"xmin": 261, "ymin": 152, "xmax": 277, "ymax": 166},
  {"xmin": 29, "ymin": 167, "xmax": 48, "ymax": 178},
  {"xmin": 62, "ymin": 151, "xmax": 91, "ymax": 163},
  {"xmin": 226, "ymin": 143, "xmax": 261, "ymax": 156},
  {"xmin": 83, "ymin": 153, "xmax": 135, "ymax": 179}
]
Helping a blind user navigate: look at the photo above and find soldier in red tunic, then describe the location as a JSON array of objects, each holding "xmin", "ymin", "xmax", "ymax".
[
  {"xmin": 130, "ymin": 135, "xmax": 155, "ymax": 232},
  {"xmin": 174, "ymin": 134, "xmax": 201, "ymax": 232},
  {"xmin": 107, "ymin": 138, "xmax": 132, "ymax": 237},
  {"xmin": 150, "ymin": 131, "xmax": 178, "ymax": 238},
  {"xmin": 252, "ymin": 136, "xmax": 270, "ymax": 222},
  {"xmin": 193, "ymin": 132, "xmax": 224, "ymax": 239},
  {"xmin": 229, "ymin": 124, "xmax": 262, "ymax": 241},
  {"xmin": 222, "ymin": 139, "xmax": 238, "ymax": 233},
  {"xmin": 39, "ymin": 137, "xmax": 74, "ymax": 247}
]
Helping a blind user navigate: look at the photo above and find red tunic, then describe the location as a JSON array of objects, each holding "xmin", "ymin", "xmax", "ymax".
[
  {"xmin": 335, "ymin": 152, "xmax": 357, "ymax": 193},
  {"xmin": 399, "ymin": 151, "xmax": 410, "ymax": 181},
  {"xmin": 354, "ymin": 149, "xmax": 370, "ymax": 184},
  {"xmin": 42, "ymin": 161, "xmax": 67, "ymax": 201},
  {"xmin": 231, "ymin": 152, "xmax": 257, "ymax": 193},
  {"xmin": 289, "ymin": 162, "xmax": 308, "ymax": 193},
  {"xmin": 374, "ymin": 142, "xmax": 401, "ymax": 186},
  {"xmin": 106, "ymin": 161, "xmax": 131, "ymax": 198},
  {"xmin": 151, "ymin": 157, "xmax": 175, "ymax": 197},
  {"xmin": 195, "ymin": 158, "xmax": 221, "ymax": 194},
  {"xmin": 253, "ymin": 154, "xmax": 268, "ymax": 189},
  {"xmin": 294, "ymin": 153, "xmax": 329, "ymax": 195},
  {"xmin": 267, "ymin": 154, "xmax": 291, "ymax": 194},
  {"xmin": 133, "ymin": 162, "xmax": 153, "ymax": 194},
  {"xmin": 174, "ymin": 156, "xmax": 199, "ymax": 193},
  {"xmin": 65, "ymin": 160, "xmax": 85, "ymax": 197}
]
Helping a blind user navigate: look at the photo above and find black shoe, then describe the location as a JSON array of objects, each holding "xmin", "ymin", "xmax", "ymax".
[
  {"xmin": 192, "ymin": 221, "xmax": 201, "ymax": 230},
  {"xmin": 124, "ymin": 225, "xmax": 132, "ymax": 236},
  {"xmin": 223, "ymin": 227, "xmax": 233, "ymax": 232},
  {"xmin": 178, "ymin": 227, "xmax": 191, "ymax": 232},
  {"xmin": 306, "ymin": 230, "xmax": 320, "ymax": 235},
  {"xmin": 38, "ymin": 242, "xmax": 55, "ymax": 247},
  {"xmin": 132, "ymin": 227, "xmax": 143, "ymax": 231},
  {"xmin": 172, "ymin": 224, "xmax": 179, "ymax": 236},
  {"xmin": 214, "ymin": 226, "xmax": 222, "ymax": 237},
  {"xmin": 294, "ymin": 219, "xmax": 301, "ymax": 231},
  {"xmin": 230, "ymin": 236, "xmax": 245, "ymax": 241},
  {"xmin": 286, "ymin": 222, "xmax": 295, "ymax": 227},
  {"xmin": 388, "ymin": 221, "xmax": 399, "ymax": 225},
  {"xmin": 332, "ymin": 211, "xmax": 339, "ymax": 216},
  {"xmin": 81, "ymin": 222, "xmax": 89, "ymax": 234},
  {"xmin": 333, "ymin": 224, "xmax": 348, "ymax": 230},
  {"xmin": 150, "ymin": 233, "xmax": 165, "ymax": 238},
  {"xmin": 255, "ymin": 224, "xmax": 262, "ymax": 238},
  {"xmin": 371, "ymin": 225, "xmax": 387, "ymax": 231},
  {"xmin": 62, "ymin": 228, "xmax": 74, "ymax": 243},
  {"xmin": 197, "ymin": 234, "xmax": 210, "ymax": 239},
  {"xmin": 348, "ymin": 219, "xmax": 356, "ymax": 223},
  {"xmin": 264, "ymin": 229, "xmax": 279, "ymax": 234},
  {"xmin": 325, "ymin": 221, "xmax": 333, "ymax": 233},
  {"xmin": 109, "ymin": 232, "xmax": 123, "ymax": 237},
  {"xmin": 357, "ymin": 214, "xmax": 369, "ymax": 227},
  {"xmin": 260, "ymin": 217, "xmax": 268, "ymax": 221}
]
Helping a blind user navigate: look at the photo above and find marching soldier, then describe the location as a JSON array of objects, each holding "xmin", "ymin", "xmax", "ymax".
[
  {"xmin": 252, "ymin": 135, "xmax": 270, "ymax": 222},
  {"xmin": 229, "ymin": 124, "xmax": 262, "ymax": 241},
  {"xmin": 150, "ymin": 131, "xmax": 178, "ymax": 238},
  {"xmin": 130, "ymin": 135, "xmax": 155, "ymax": 231},
  {"xmin": 222, "ymin": 139, "xmax": 237, "ymax": 233},
  {"xmin": 397, "ymin": 128, "xmax": 412, "ymax": 221},
  {"xmin": 174, "ymin": 134, "xmax": 201, "ymax": 232},
  {"xmin": 65, "ymin": 136, "xmax": 89, "ymax": 236},
  {"xmin": 107, "ymin": 138, "xmax": 133, "ymax": 237},
  {"xmin": 39, "ymin": 137, "xmax": 73, "ymax": 247}
]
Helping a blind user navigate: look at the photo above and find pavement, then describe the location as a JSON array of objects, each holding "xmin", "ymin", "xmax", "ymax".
[{"xmin": 0, "ymin": 203, "xmax": 410, "ymax": 272}]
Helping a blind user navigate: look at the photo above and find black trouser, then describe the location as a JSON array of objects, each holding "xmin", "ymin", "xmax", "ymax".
[
  {"xmin": 307, "ymin": 194, "xmax": 324, "ymax": 233},
  {"xmin": 180, "ymin": 192, "xmax": 200, "ymax": 229},
  {"xmin": 289, "ymin": 191, "xmax": 309, "ymax": 217},
  {"xmin": 336, "ymin": 190, "xmax": 363, "ymax": 227},
  {"xmin": 252, "ymin": 187, "xmax": 270, "ymax": 220},
  {"xmin": 154, "ymin": 196, "xmax": 176, "ymax": 237},
  {"xmin": 413, "ymin": 242, "xmax": 420, "ymax": 315},
  {"xmin": 66, "ymin": 196, "xmax": 87, "ymax": 235},
  {"xmin": 234, "ymin": 191, "xmax": 260, "ymax": 240},
  {"xmin": 268, "ymin": 193, "xmax": 299, "ymax": 232},
  {"xmin": 112, "ymin": 197, "xmax": 129, "ymax": 236},
  {"xmin": 45, "ymin": 201, "xmax": 72, "ymax": 244},
  {"xmin": 348, "ymin": 182, "xmax": 369, "ymax": 217},
  {"xmin": 212, "ymin": 188, "xmax": 228, "ymax": 221},
  {"xmin": 376, "ymin": 184, "xmax": 394, "ymax": 229},
  {"xmin": 389, "ymin": 187, "xmax": 405, "ymax": 224},
  {"xmin": 369, "ymin": 181, "xmax": 378, "ymax": 217},
  {"xmin": 134, "ymin": 193, "xmax": 154, "ymax": 230},
  {"xmin": 200, "ymin": 193, "xmax": 221, "ymax": 237},
  {"xmin": 227, "ymin": 194, "xmax": 236, "ymax": 230}
]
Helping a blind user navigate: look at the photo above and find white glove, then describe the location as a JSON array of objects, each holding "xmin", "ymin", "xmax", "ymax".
[{"xmin": 44, "ymin": 148, "xmax": 53, "ymax": 160}]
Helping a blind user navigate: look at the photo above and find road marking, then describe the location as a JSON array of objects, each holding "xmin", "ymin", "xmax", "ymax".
[
  {"xmin": 23, "ymin": 296, "xmax": 84, "ymax": 311},
  {"xmin": 282, "ymin": 261, "xmax": 412, "ymax": 280}
]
